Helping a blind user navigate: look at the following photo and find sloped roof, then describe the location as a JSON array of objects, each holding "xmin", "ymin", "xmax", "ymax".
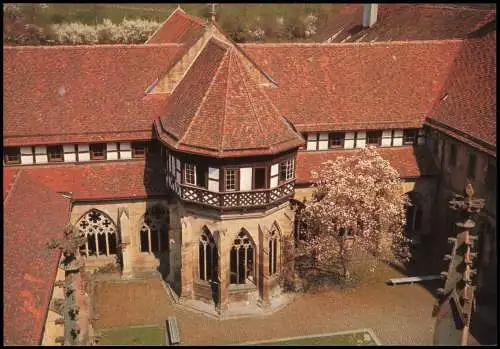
[
  {"xmin": 322, "ymin": 4, "xmax": 496, "ymax": 43},
  {"xmin": 3, "ymin": 171, "xmax": 70, "ymax": 345},
  {"xmin": 3, "ymin": 159, "xmax": 167, "ymax": 201},
  {"xmin": 296, "ymin": 146, "xmax": 439, "ymax": 184},
  {"xmin": 428, "ymin": 29, "xmax": 496, "ymax": 152},
  {"xmin": 241, "ymin": 40, "xmax": 463, "ymax": 132},
  {"xmin": 146, "ymin": 7, "xmax": 207, "ymax": 45},
  {"xmin": 157, "ymin": 37, "xmax": 304, "ymax": 157},
  {"xmin": 3, "ymin": 44, "xmax": 184, "ymax": 146}
]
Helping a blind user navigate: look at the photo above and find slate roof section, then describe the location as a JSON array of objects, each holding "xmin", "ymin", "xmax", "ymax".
[
  {"xmin": 241, "ymin": 40, "xmax": 462, "ymax": 132},
  {"xmin": 3, "ymin": 160, "xmax": 167, "ymax": 201},
  {"xmin": 322, "ymin": 4, "xmax": 496, "ymax": 43},
  {"xmin": 157, "ymin": 37, "xmax": 304, "ymax": 157},
  {"xmin": 295, "ymin": 146, "xmax": 439, "ymax": 185},
  {"xmin": 146, "ymin": 7, "xmax": 207, "ymax": 45},
  {"xmin": 3, "ymin": 171, "xmax": 70, "ymax": 345},
  {"xmin": 428, "ymin": 29, "xmax": 496, "ymax": 153},
  {"xmin": 3, "ymin": 44, "xmax": 184, "ymax": 146}
]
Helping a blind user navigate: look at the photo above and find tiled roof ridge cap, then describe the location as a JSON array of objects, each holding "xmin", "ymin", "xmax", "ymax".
[
  {"xmin": 4, "ymin": 169, "xmax": 22, "ymax": 206},
  {"xmin": 178, "ymin": 40, "xmax": 230, "ymax": 147},
  {"xmin": 3, "ymin": 43, "xmax": 184, "ymax": 50},
  {"xmin": 240, "ymin": 39, "xmax": 465, "ymax": 47}
]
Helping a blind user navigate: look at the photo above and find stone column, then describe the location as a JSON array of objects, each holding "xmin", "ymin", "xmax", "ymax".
[
  {"xmin": 258, "ymin": 225, "xmax": 271, "ymax": 308},
  {"xmin": 215, "ymin": 229, "xmax": 229, "ymax": 315},
  {"xmin": 118, "ymin": 207, "xmax": 133, "ymax": 278},
  {"xmin": 179, "ymin": 218, "xmax": 194, "ymax": 300}
]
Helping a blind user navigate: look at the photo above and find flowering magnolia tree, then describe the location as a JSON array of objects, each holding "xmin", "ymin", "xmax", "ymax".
[{"xmin": 298, "ymin": 146, "xmax": 410, "ymax": 280}]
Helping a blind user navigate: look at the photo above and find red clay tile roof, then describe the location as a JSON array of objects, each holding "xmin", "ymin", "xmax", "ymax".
[
  {"xmin": 146, "ymin": 7, "xmax": 207, "ymax": 45},
  {"xmin": 241, "ymin": 40, "xmax": 463, "ymax": 132},
  {"xmin": 3, "ymin": 167, "xmax": 20, "ymax": 201},
  {"xmin": 295, "ymin": 146, "xmax": 439, "ymax": 184},
  {"xmin": 322, "ymin": 4, "xmax": 496, "ymax": 43},
  {"xmin": 157, "ymin": 38, "xmax": 304, "ymax": 157},
  {"xmin": 3, "ymin": 160, "xmax": 167, "ymax": 201},
  {"xmin": 3, "ymin": 171, "xmax": 70, "ymax": 345},
  {"xmin": 428, "ymin": 30, "xmax": 496, "ymax": 151},
  {"xmin": 3, "ymin": 44, "xmax": 184, "ymax": 146}
]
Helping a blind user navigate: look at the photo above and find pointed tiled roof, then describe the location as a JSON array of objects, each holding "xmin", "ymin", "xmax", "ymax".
[
  {"xmin": 146, "ymin": 7, "xmax": 207, "ymax": 45},
  {"xmin": 156, "ymin": 37, "xmax": 304, "ymax": 157}
]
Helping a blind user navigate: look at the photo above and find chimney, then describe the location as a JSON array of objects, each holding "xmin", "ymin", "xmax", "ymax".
[{"xmin": 362, "ymin": 4, "xmax": 378, "ymax": 28}]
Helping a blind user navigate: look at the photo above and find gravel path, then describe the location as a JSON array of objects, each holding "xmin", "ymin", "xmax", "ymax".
[{"xmin": 93, "ymin": 261, "xmax": 441, "ymax": 345}]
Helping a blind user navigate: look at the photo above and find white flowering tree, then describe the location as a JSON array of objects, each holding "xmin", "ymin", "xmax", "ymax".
[{"xmin": 298, "ymin": 146, "xmax": 410, "ymax": 280}]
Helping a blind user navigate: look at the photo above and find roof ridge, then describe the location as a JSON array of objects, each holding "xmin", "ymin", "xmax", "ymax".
[
  {"xmin": 178, "ymin": 42, "xmax": 230, "ymax": 147},
  {"xmin": 4, "ymin": 169, "xmax": 22, "ymax": 206},
  {"xmin": 3, "ymin": 43, "xmax": 184, "ymax": 49},
  {"xmin": 232, "ymin": 50, "xmax": 268, "ymax": 147},
  {"xmin": 176, "ymin": 7, "xmax": 208, "ymax": 27},
  {"xmin": 219, "ymin": 46, "xmax": 232, "ymax": 155},
  {"xmin": 240, "ymin": 39, "xmax": 465, "ymax": 47},
  {"xmin": 410, "ymin": 4, "xmax": 496, "ymax": 12}
]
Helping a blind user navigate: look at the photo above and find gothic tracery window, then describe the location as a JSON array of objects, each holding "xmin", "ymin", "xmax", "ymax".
[
  {"xmin": 230, "ymin": 230, "xmax": 255, "ymax": 285},
  {"xmin": 199, "ymin": 227, "xmax": 218, "ymax": 282},
  {"xmin": 269, "ymin": 227, "xmax": 279, "ymax": 275},
  {"xmin": 140, "ymin": 204, "xmax": 169, "ymax": 254},
  {"xmin": 77, "ymin": 209, "xmax": 117, "ymax": 257}
]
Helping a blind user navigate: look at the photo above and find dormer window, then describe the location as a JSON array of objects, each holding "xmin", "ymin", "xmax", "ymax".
[
  {"xmin": 329, "ymin": 132, "xmax": 344, "ymax": 149},
  {"xmin": 367, "ymin": 131, "xmax": 382, "ymax": 146},
  {"xmin": 90, "ymin": 143, "xmax": 106, "ymax": 160},
  {"xmin": 132, "ymin": 141, "xmax": 147, "ymax": 158},
  {"xmin": 47, "ymin": 145, "xmax": 64, "ymax": 162},
  {"xmin": 4, "ymin": 147, "xmax": 20, "ymax": 164},
  {"xmin": 403, "ymin": 129, "xmax": 417, "ymax": 145}
]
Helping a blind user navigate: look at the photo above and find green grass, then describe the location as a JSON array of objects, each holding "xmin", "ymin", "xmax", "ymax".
[
  {"xmin": 248, "ymin": 331, "xmax": 378, "ymax": 346},
  {"xmin": 98, "ymin": 325, "xmax": 164, "ymax": 346}
]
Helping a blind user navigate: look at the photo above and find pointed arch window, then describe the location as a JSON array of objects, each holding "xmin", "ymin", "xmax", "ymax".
[
  {"xmin": 269, "ymin": 227, "xmax": 279, "ymax": 275},
  {"xmin": 199, "ymin": 227, "xmax": 218, "ymax": 282},
  {"xmin": 230, "ymin": 230, "xmax": 255, "ymax": 285},
  {"xmin": 77, "ymin": 209, "xmax": 117, "ymax": 257},
  {"xmin": 140, "ymin": 204, "xmax": 169, "ymax": 254}
]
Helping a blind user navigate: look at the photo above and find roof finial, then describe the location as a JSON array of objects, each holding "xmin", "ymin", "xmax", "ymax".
[{"xmin": 210, "ymin": 3, "xmax": 217, "ymax": 22}]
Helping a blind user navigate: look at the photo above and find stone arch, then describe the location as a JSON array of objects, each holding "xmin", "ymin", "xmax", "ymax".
[
  {"xmin": 138, "ymin": 204, "xmax": 170, "ymax": 254},
  {"xmin": 198, "ymin": 226, "xmax": 218, "ymax": 282},
  {"xmin": 268, "ymin": 221, "xmax": 282, "ymax": 276},
  {"xmin": 76, "ymin": 209, "xmax": 118, "ymax": 258},
  {"xmin": 230, "ymin": 228, "xmax": 256, "ymax": 285}
]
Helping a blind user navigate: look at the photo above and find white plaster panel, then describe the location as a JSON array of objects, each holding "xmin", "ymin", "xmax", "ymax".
[
  {"xmin": 78, "ymin": 144, "xmax": 90, "ymax": 162},
  {"xmin": 35, "ymin": 145, "xmax": 48, "ymax": 163},
  {"xmin": 208, "ymin": 179, "xmax": 219, "ymax": 192},
  {"xmin": 271, "ymin": 163, "xmax": 279, "ymax": 176},
  {"xmin": 356, "ymin": 132, "xmax": 366, "ymax": 149},
  {"xmin": 119, "ymin": 142, "xmax": 132, "ymax": 160},
  {"xmin": 63, "ymin": 144, "xmax": 76, "ymax": 162},
  {"xmin": 208, "ymin": 167, "xmax": 219, "ymax": 180},
  {"xmin": 318, "ymin": 132, "xmax": 329, "ymax": 150},
  {"xmin": 107, "ymin": 143, "xmax": 118, "ymax": 160},
  {"xmin": 381, "ymin": 130, "xmax": 392, "ymax": 147},
  {"xmin": 20, "ymin": 146, "xmax": 34, "ymax": 165},
  {"xmin": 270, "ymin": 176, "xmax": 278, "ymax": 188},
  {"xmin": 393, "ymin": 137, "xmax": 403, "ymax": 147},
  {"xmin": 344, "ymin": 139, "xmax": 355, "ymax": 149},
  {"xmin": 176, "ymin": 171, "xmax": 181, "ymax": 184},
  {"xmin": 393, "ymin": 129, "xmax": 403, "ymax": 137},
  {"xmin": 306, "ymin": 132, "xmax": 318, "ymax": 150},
  {"xmin": 176, "ymin": 158, "xmax": 181, "ymax": 170},
  {"xmin": 240, "ymin": 167, "xmax": 252, "ymax": 191}
]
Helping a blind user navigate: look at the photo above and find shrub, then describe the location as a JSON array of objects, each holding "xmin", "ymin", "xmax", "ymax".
[{"xmin": 51, "ymin": 22, "xmax": 98, "ymax": 44}]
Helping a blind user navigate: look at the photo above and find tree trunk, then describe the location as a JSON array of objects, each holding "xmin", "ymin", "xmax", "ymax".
[{"xmin": 340, "ymin": 237, "xmax": 351, "ymax": 280}]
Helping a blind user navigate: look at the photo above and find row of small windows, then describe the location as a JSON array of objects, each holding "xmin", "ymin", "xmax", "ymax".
[
  {"xmin": 181, "ymin": 158, "xmax": 295, "ymax": 192},
  {"xmin": 3, "ymin": 141, "xmax": 149, "ymax": 165},
  {"xmin": 302, "ymin": 129, "xmax": 422, "ymax": 151}
]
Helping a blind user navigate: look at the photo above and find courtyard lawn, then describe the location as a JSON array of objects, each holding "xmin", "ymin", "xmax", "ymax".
[
  {"xmin": 244, "ymin": 330, "xmax": 379, "ymax": 346},
  {"xmin": 98, "ymin": 325, "xmax": 164, "ymax": 346}
]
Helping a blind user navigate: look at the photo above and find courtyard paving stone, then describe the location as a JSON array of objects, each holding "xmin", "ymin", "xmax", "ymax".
[{"xmin": 93, "ymin": 261, "xmax": 444, "ymax": 346}]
